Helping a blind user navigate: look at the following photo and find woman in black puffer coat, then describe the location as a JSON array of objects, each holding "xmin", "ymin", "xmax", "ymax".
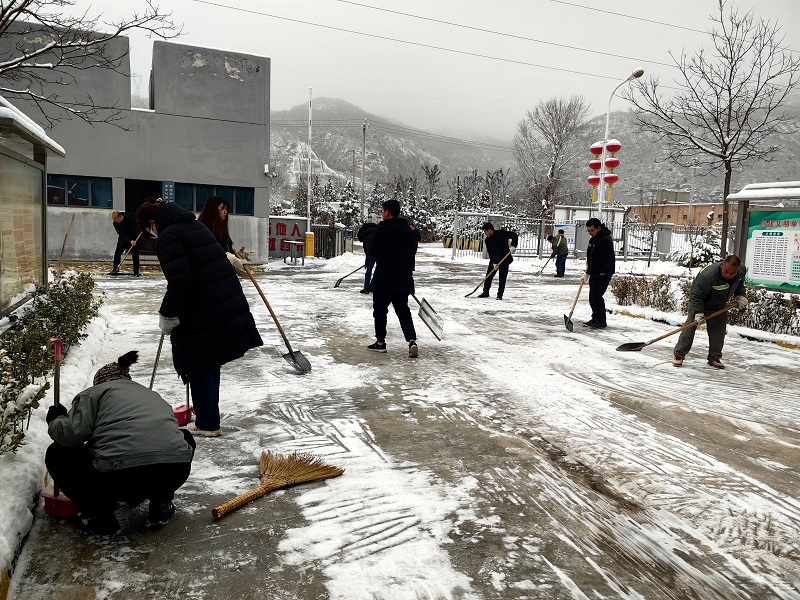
[{"xmin": 137, "ymin": 200, "xmax": 262, "ymax": 436}]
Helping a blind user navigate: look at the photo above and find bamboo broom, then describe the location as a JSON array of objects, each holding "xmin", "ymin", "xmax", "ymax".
[{"xmin": 212, "ymin": 451, "xmax": 344, "ymax": 520}]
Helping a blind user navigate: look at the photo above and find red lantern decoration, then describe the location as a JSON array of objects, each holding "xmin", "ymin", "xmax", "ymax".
[
  {"xmin": 603, "ymin": 173, "xmax": 619, "ymax": 185},
  {"xmin": 590, "ymin": 141, "xmax": 604, "ymax": 156},
  {"xmin": 604, "ymin": 157, "xmax": 620, "ymax": 172},
  {"xmin": 589, "ymin": 159, "xmax": 602, "ymax": 173},
  {"xmin": 605, "ymin": 139, "xmax": 621, "ymax": 156},
  {"xmin": 588, "ymin": 175, "xmax": 600, "ymax": 186}
]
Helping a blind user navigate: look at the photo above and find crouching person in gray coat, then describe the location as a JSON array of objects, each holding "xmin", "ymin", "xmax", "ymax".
[{"xmin": 46, "ymin": 351, "xmax": 195, "ymax": 535}]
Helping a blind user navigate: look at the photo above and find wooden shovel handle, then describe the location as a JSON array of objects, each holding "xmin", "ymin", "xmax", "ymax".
[
  {"xmin": 568, "ymin": 276, "xmax": 587, "ymax": 315},
  {"xmin": 118, "ymin": 230, "xmax": 144, "ymax": 267},
  {"xmin": 467, "ymin": 250, "xmax": 512, "ymax": 296},
  {"xmin": 212, "ymin": 484, "xmax": 269, "ymax": 519},
  {"xmin": 233, "ymin": 251, "xmax": 293, "ymax": 352},
  {"xmin": 645, "ymin": 304, "xmax": 736, "ymax": 346}
]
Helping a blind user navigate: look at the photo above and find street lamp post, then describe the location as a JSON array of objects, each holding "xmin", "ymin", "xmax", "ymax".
[{"xmin": 596, "ymin": 69, "xmax": 644, "ymax": 223}]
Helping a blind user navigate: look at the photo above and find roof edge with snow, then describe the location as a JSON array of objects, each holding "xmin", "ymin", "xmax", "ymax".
[
  {"xmin": 0, "ymin": 94, "xmax": 65, "ymax": 157},
  {"xmin": 726, "ymin": 181, "xmax": 800, "ymax": 202}
]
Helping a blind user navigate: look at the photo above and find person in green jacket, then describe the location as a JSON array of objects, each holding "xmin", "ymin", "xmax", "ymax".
[
  {"xmin": 548, "ymin": 229, "xmax": 569, "ymax": 277},
  {"xmin": 46, "ymin": 351, "xmax": 196, "ymax": 534},
  {"xmin": 673, "ymin": 255, "xmax": 748, "ymax": 369}
]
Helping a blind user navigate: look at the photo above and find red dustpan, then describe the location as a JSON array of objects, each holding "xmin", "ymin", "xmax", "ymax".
[
  {"xmin": 173, "ymin": 384, "xmax": 193, "ymax": 426},
  {"xmin": 41, "ymin": 338, "xmax": 77, "ymax": 519}
]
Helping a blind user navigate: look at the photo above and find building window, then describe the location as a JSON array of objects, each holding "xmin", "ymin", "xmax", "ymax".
[
  {"xmin": 173, "ymin": 182, "xmax": 255, "ymax": 215},
  {"xmin": 47, "ymin": 174, "xmax": 113, "ymax": 208}
]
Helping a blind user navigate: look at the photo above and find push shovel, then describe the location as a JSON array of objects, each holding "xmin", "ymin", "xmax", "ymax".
[
  {"xmin": 412, "ymin": 294, "xmax": 443, "ymax": 341},
  {"xmin": 535, "ymin": 256, "xmax": 553, "ymax": 276},
  {"xmin": 563, "ymin": 275, "xmax": 587, "ymax": 332},
  {"xmin": 235, "ymin": 252, "xmax": 312, "ymax": 374},
  {"xmin": 465, "ymin": 250, "xmax": 512, "ymax": 297},
  {"xmin": 334, "ymin": 264, "xmax": 365, "ymax": 288},
  {"xmin": 616, "ymin": 305, "xmax": 736, "ymax": 352}
]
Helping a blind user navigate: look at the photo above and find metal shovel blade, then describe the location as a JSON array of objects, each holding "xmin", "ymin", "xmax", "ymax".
[
  {"xmin": 283, "ymin": 350, "xmax": 312, "ymax": 373},
  {"xmin": 418, "ymin": 298, "xmax": 443, "ymax": 341},
  {"xmin": 616, "ymin": 342, "xmax": 647, "ymax": 352},
  {"xmin": 564, "ymin": 314, "xmax": 574, "ymax": 332}
]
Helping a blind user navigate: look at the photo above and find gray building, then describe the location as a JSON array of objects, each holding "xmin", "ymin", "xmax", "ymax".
[{"xmin": 4, "ymin": 33, "xmax": 272, "ymax": 262}]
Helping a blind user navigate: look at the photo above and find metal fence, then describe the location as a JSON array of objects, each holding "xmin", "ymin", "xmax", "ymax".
[{"xmin": 448, "ymin": 212, "xmax": 735, "ymax": 261}]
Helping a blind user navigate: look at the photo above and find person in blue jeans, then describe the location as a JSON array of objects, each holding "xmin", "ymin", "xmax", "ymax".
[
  {"xmin": 357, "ymin": 222, "xmax": 378, "ymax": 293},
  {"xmin": 137, "ymin": 200, "xmax": 262, "ymax": 437}
]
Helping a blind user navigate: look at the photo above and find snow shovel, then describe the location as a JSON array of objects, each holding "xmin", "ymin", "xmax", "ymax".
[
  {"xmin": 535, "ymin": 256, "xmax": 553, "ymax": 276},
  {"xmin": 412, "ymin": 294, "xmax": 443, "ymax": 341},
  {"xmin": 465, "ymin": 250, "xmax": 512, "ymax": 297},
  {"xmin": 41, "ymin": 338, "xmax": 78, "ymax": 519},
  {"xmin": 334, "ymin": 264, "xmax": 365, "ymax": 288},
  {"xmin": 616, "ymin": 304, "xmax": 736, "ymax": 352},
  {"xmin": 114, "ymin": 230, "xmax": 144, "ymax": 272},
  {"xmin": 235, "ymin": 253, "xmax": 311, "ymax": 374},
  {"xmin": 563, "ymin": 275, "xmax": 587, "ymax": 332},
  {"xmin": 212, "ymin": 450, "xmax": 344, "ymax": 519}
]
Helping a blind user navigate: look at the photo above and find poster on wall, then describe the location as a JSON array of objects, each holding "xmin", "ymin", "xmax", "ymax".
[
  {"xmin": 268, "ymin": 217, "xmax": 306, "ymax": 258},
  {"xmin": 555, "ymin": 223, "xmax": 576, "ymax": 247},
  {"xmin": 745, "ymin": 209, "xmax": 800, "ymax": 293},
  {"xmin": 0, "ymin": 154, "xmax": 44, "ymax": 311}
]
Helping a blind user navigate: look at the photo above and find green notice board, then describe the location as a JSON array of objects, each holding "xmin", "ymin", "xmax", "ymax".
[{"xmin": 745, "ymin": 209, "xmax": 800, "ymax": 292}]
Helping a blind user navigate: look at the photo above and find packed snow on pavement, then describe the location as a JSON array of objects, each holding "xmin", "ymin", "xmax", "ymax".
[{"xmin": 3, "ymin": 245, "xmax": 800, "ymax": 599}]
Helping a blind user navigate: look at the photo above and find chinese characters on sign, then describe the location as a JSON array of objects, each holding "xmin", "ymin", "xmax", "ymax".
[
  {"xmin": 746, "ymin": 210, "xmax": 800, "ymax": 293},
  {"xmin": 268, "ymin": 218, "xmax": 305, "ymax": 256}
]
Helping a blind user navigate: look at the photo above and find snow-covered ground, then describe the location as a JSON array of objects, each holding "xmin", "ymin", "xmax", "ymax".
[{"xmin": 3, "ymin": 246, "xmax": 799, "ymax": 599}]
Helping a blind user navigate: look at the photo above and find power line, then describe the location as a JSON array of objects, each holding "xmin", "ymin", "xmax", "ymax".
[
  {"xmin": 334, "ymin": 0, "xmax": 673, "ymax": 68},
  {"xmin": 546, "ymin": 0, "xmax": 707, "ymax": 34},
  {"xmin": 192, "ymin": 0, "xmax": 647, "ymax": 83}
]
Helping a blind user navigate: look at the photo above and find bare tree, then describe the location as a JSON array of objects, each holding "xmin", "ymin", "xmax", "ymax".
[
  {"xmin": 421, "ymin": 163, "xmax": 441, "ymax": 198},
  {"xmin": 623, "ymin": 0, "xmax": 800, "ymax": 256},
  {"xmin": 0, "ymin": 0, "xmax": 180, "ymax": 126},
  {"xmin": 513, "ymin": 95, "xmax": 591, "ymax": 220}
]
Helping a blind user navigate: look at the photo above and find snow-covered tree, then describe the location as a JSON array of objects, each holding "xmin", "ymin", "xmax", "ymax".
[
  {"xmin": 513, "ymin": 95, "xmax": 591, "ymax": 219},
  {"xmin": 336, "ymin": 181, "xmax": 361, "ymax": 227}
]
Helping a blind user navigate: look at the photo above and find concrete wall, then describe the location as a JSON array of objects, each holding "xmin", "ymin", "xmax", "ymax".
[{"xmin": 2, "ymin": 29, "xmax": 273, "ymax": 260}]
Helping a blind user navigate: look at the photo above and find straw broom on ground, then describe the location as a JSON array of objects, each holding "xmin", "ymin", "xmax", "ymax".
[{"xmin": 212, "ymin": 450, "xmax": 345, "ymax": 519}]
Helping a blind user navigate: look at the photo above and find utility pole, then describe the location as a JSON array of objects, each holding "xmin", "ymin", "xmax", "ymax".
[
  {"xmin": 361, "ymin": 120, "xmax": 367, "ymax": 217},
  {"xmin": 352, "ymin": 149, "xmax": 356, "ymax": 185}
]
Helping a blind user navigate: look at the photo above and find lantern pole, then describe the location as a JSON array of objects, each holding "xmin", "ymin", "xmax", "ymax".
[{"xmin": 596, "ymin": 69, "xmax": 644, "ymax": 223}]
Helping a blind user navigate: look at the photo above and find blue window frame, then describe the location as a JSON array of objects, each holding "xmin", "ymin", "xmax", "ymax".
[
  {"xmin": 173, "ymin": 182, "xmax": 255, "ymax": 215},
  {"xmin": 47, "ymin": 174, "xmax": 112, "ymax": 208}
]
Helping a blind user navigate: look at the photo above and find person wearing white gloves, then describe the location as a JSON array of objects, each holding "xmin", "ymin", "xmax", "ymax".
[
  {"xmin": 673, "ymin": 255, "xmax": 747, "ymax": 369},
  {"xmin": 137, "ymin": 200, "xmax": 262, "ymax": 436},
  {"xmin": 477, "ymin": 222, "xmax": 518, "ymax": 300}
]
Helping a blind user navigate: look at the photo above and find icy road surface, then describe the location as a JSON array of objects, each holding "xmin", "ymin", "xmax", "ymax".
[{"xmin": 12, "ymin": 249, "xmax": 800, "ymax": 599}]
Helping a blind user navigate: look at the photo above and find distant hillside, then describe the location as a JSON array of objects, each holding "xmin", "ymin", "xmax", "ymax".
[
  {"xmin": 270, "ymin": 97, "xmax": 514, "ymax": 191},
  {"xmin": 270, "ymin": 94, "xmax": 800, "ymax": 206}
]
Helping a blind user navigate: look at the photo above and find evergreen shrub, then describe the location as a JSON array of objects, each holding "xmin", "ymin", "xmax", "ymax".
[{"xmin": 0, "ymin": 272, "xmax": 102, "ymax": 454}]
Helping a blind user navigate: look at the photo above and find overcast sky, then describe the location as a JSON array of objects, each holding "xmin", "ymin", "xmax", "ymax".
[{"xmin": 73, "ymin": 0, "xmax": 799, "ymax": 143}]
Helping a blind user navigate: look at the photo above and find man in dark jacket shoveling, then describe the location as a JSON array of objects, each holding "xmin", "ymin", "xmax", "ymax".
[
  {"xmin": 479, "ymin": 222, "xmax": 518, "ymax": 300},
  {"xmin": 584, "ymin": 218, "xmax": 615, "ymax": 329},
  {"xmin": 673, "ymin": 255, "xmax": 747, "ymax": 369},
  {"xmin": 367, "ymin": 199, "xmax": 419, "ymax": 358},
  {"xmin": 46, "ymin": 351, "xmax": 195, "ymax": 535}
]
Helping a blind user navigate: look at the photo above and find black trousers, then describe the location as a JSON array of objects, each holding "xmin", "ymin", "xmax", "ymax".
[
  {"xmin": 483, "ymin": 261, "xmax": 509, "ymax": 297},
  {"xmin": 373, "ymin": 292, "xmax": 417, "ymax": 343},
  {"xmin": 588, "ymin": 273, "xmax": 612, "ymax": 324},
  {"xmin": 113, "ymin": 238, "xmax": 140, "ymax": 273},
  {"xmin": 45, "ymin": 430, "xmax": 195, "ymax": 516}
]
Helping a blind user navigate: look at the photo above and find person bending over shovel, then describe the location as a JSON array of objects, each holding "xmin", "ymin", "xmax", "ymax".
[
  {"xmin": 137, "ymin": 199, "xmax": 262, "ymax": 437},
  {"xmin": 673, "ymin": 255, "xmax": 747, "ymax": 369},
  {"xmin": 46, "ymin": 351, "xmax": 196, "ymax": 535},
  {"xmin": 478, "ymin": 222, "xmax": 518, "ymax": 300}
]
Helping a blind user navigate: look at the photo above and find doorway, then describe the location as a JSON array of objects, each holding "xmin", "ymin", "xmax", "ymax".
[{"xmin": 124, "ymin": 179, "xmax": 163, "ymax": 254}]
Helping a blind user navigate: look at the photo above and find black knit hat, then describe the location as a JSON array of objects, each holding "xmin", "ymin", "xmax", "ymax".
[{"xmin": 93, "ymin": 351, "xmax": 139, "ymax": 385}]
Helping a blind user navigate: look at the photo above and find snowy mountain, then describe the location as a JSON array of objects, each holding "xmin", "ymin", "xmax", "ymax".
[{"xmin": 270, "ymin": 94, "xmax": 800, "ymax": 206}]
